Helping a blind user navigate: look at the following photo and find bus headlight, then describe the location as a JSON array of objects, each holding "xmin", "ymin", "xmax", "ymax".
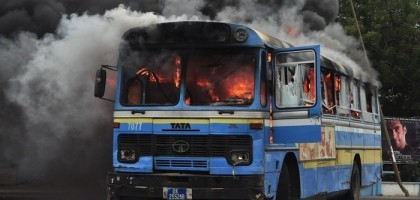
[
  {"xmin": 228, "ymin": 150, "xmax": 251, "ymax": 166},
  {"xmin": 119, "ymin": 149, "xmax": 136, "ymax": 162}
]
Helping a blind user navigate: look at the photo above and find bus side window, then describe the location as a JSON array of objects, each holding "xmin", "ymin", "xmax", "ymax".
[
  {"xmin": 302, "ymin": 66, "xmax": 316, "ymax": 104},
  {"xmin": 321, "ymin": 70, "xmax": 335, "ymax": 114},
  {"xmin": 350, "ymin": 80, "xmax": 361, "ymax": 119},
  {"xmin": 365, "ymin": 84, "xmax": 373, "ymax": 113},
  {"xmin": 372, "ymin": 87, "xmax": 380, "ymax": 122},
  {"xmin": 360, "ymin": 83, "xmax": 375, "ymax": 122},
  {"xmin": 336, "ymin": 75, "xmax": 350, "ymax": 117}
]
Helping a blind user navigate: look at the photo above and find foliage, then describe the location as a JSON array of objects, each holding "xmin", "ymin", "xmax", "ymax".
[{"xmin": 337, "ymin": 0, "xmax": 420, "ymax": 117}]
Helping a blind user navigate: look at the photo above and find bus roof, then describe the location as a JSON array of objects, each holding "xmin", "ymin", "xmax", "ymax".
[{"xmin": 122, "ymin": 21, "xmax": 376, "ymax": 85}]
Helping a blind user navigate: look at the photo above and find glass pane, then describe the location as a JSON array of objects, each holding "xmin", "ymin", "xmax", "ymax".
[
  {"xmin": 120, "ymin": 50, "xmax": 181, "ymax": 105},
  {"xmin": 275, "ymin": 63, "xmax": 316, "ymax": 107},
  {"xmin": 185, "ymin": 50, "xmax": 256, "ymax": 106},
  {"xmin": 321, "ymin": 71, "xmax": 335, "ymax": 114},
  {"xmin": 275, "ymin": 50, "xmax": 316, "ymax": 108}
]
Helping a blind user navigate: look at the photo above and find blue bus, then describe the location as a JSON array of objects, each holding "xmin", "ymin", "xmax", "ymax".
[{"xmin": 95, "ymin": 21, "xmax": 382, "ymax": 200}]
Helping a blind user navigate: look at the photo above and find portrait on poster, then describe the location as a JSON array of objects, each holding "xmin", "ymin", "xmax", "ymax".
[{"xmin": 383, "ymin": 118, "xmax": 420, "ymax": 161}]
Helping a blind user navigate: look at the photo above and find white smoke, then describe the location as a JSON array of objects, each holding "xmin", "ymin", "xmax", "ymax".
[
  {"xmin": 1, "ymin": 5, "xmax": 201, "ymax": 198},
  {"xmin": 213, "ymin": 1, "xmax": 379, "ymax": 85},
  {"xmin": 0, "ymin": 1, "xmax": 379, "ymax": 199}
]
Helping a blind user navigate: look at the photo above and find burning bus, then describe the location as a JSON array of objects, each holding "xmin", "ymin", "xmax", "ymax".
[{"xmin": 95, "ymin": 21, "xmax": 382, "ymax": 200}]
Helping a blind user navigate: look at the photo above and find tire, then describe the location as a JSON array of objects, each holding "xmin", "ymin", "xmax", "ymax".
[
  {"xmin": 346, "ymin": 163, "xmax": 361, "ymax": 200},
  {"xmin": 277, "ymin": 163, "xmax": 300, "ymax": 200}
]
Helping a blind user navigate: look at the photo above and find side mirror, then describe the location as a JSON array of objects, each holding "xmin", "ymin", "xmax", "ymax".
[{"xmin": 94, "ymin": 69, "xmax": 106, "ymax": 98}]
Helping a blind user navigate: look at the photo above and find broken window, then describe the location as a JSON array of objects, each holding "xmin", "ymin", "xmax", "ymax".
[
  {"xmin": 350, "ymin": 80, "xmax": 361, "ymax": 119},
  {"xmin": 321, "ymin": 70, "xmax": 335, "ymax": 114},
  {"xmin": 274, "ymin": 50, "xmax": 316, "ymax": 108},
  {"xmin": 275, "ymin": 63, "xmax": 315, "ymax": 107},
  {"xmin": 365, "ymin": 84, "xmax": 373, "ymax": 113},
  {"xmin": 336, "ymin": 75, "xmax": 350, "ymax": 117}
]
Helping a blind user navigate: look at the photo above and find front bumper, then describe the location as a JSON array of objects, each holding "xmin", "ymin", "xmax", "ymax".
[{"xmin": 107, "ymin": 172, "xmax": 265, "ymax": 200}]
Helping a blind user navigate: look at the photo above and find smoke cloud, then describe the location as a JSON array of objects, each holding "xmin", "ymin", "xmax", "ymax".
[
  {"xmin": 0, "ymin": 5, "xmax": 195, "ymax": 199},
  {"xmin": 0, "ymin": 0, "xmax": 378, "ymax": 199}
]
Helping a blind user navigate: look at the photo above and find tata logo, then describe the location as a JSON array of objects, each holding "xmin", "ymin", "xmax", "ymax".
[
  {"xmin": 170, "ymin": 123, "xmax": 191, "ymax": 130},
  {"xmin": 172, "ymin": 140, "xmax": 189, "ymax": 153}
]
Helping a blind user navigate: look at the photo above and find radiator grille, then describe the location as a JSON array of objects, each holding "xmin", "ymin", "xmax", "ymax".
[
  {"xmin": 118, "ymin": 134, "xmax": 252, "ymax": 157},
  {"xmin": 155, "ymin": 159, "xmax": 208, "ymax": 169}
]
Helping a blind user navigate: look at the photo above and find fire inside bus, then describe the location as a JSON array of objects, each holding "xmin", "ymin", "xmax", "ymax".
[{"xmin": 94, "ymin": 22, "xmax": 382, "ymax": 200}]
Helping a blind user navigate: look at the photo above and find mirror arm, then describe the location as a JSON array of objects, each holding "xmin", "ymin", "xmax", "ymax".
[
  {"xmin": 99, "ymin": 97, "xmax": 115, "ymax": 102},
  {"xmin": 101, "ymin": 65, "xmax": 117, "ymax": 71}
]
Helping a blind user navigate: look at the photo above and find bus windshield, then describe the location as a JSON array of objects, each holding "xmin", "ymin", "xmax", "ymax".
[{"xmin": 120, "ymin": 49, "xmax": 257, "ymax": 106}]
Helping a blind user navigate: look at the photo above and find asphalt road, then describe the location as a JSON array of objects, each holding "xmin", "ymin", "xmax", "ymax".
[{"xmin": 1, "ymin": 185, "xmax": 419, "ymax": 200}]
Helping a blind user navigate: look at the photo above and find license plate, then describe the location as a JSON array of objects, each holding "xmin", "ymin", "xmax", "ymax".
[{"xmin": 163, "ymin": 187, "xmax": 192, "ymax": 199}]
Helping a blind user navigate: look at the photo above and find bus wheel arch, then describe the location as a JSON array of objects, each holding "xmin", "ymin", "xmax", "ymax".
[
  {"xmin": 276, "ymin": 152, "xmax": 300, "ymax": 200},
  {"xmin": 347, "ymin": 154, "xmax": 361, "ymax": 200}
]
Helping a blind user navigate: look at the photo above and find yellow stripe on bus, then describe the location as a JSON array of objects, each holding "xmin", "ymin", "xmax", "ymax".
[
  {"xmin": 114, "ymin": 118, "xmax": 263, "ymax": 124},
  {"xmin": 153, "ymin": 119, "xmax": 209, "ymax": 124},
  {"xmin": 210, "ymin": 119, "xmax": 263, "ymax": 124},
  {"xmin": 114, "ymin": 118, "xmax": 153, "ymax": 123},
  {"xmin": 302, "ymin": 149, "xmax": 382, "ymax": 168}
]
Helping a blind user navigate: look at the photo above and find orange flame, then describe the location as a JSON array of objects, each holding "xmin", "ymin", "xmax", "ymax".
[
  {"xmin": 335, "ymin": 75, "xmax": 341, "ymax": 91},
  {"xmin": 174, "ymin": 56, "xmax": 181, "ymax": 88},
  {"xmin": 303, "ymin": 68, "xmax": 315, "ymax": 101},
  {"xmin": 191, "ymin": 67, "xmax": 254, "ymax": 103}
]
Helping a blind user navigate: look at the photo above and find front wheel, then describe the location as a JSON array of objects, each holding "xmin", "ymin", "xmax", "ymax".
[
  {"xmin": 277, "ymin": 163, "xmax": 299, "ymax": 200},
  {"xmin": 346, "ymin": 163, "xmax": 361, "ymax": 200}
]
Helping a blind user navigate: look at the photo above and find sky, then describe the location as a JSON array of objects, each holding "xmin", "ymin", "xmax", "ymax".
[{"xmin": 0, "ymin": 0, "xmax": 376, "ymax": 199}]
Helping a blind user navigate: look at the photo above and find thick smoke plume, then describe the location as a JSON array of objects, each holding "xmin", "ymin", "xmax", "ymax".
[
  {"xmin": 0, "ymin": 0, "xmax": 378, "ymax": 199},
  {"xmin": 0, "ymin": 5, "xmax": 194, "ymax": 199}
]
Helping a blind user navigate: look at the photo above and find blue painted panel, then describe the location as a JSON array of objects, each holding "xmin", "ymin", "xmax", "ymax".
[
  {"xmin": 114, "ymin": 156, "xmax": 153, "ymax": 173},
  {"xmin": 273, "ymin": 125, "xmax": 321, "ymax": 143},
  {"xmin": 317, "ymin": 165, "xmax": 340, "ymax": 194},
  {"xmin": 362, "ymin": 163, "xmax": 382, "ymax": 186},
  {"xmin": 352, "ymin": 132, "xmax": 364, "ymax": 147},
  {"xmin": 361, "ymin": 181, "xmax": 382, "ymax": 196},
  {"xmin": 264, "ymin": 172, "xmax": 280, "ymax": 199},
  {"xmin": 336, "ymin": 131, "xmax": 352, "ymax": 146},
  {"xmin": 301, "ymin": 167, "xmax": 318, "ymax": 197},
  {"xmin": 337, "ymin": 131, "xmax": 379, "ymax": 147},
  {"xmin": 364, "ymin": 133, "xmax": 375, "ymax": 148},
  {"xmin": 338, "ymin": 165, "xmax": 352, "ymax": 190},
  {"xmin": 264, "ymin": 150, "xmax": 287, "ymax": 173},
  {"xmin": 374, "ymin": 134, "xmax": 381, "ymax": 147}
]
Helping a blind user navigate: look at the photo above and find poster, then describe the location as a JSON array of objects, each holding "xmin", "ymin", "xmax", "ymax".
[
  {"xmin": 299, "ymin": 126, "xmax": 336, "ymax": 161},
  {"xmin": 383, "ymin": 118, "xmax": 420, "ymax": 163}
]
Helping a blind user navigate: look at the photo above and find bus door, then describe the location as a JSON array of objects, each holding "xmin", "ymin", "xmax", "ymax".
[{"xmin": 272, "ymin": 46, "xmax": 322, "ymax": 143}]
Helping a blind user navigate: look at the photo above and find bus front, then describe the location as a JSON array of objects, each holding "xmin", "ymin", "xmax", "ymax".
[{"xmin": 106, "ymin": 22, "xmax": 269, "ymax": 200}]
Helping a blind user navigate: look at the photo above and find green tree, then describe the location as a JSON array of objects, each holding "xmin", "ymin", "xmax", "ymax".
[{"xmin": 337, "ymin": 0, "xmax": 420, "ymax": 117}]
